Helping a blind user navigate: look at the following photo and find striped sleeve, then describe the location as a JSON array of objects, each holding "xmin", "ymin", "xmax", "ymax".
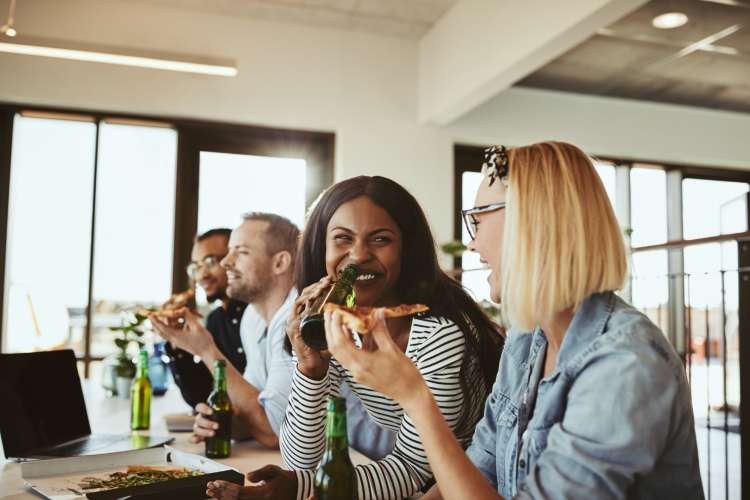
[
  {"xmin": 284, "ymin": 319, "xmax": 468, "ymax": 500},
  {"xmin": 280, "ymin": 363, "xmax": 345, "ymax": 500},
  {"xmin": 349, "ymin": 321, "xmax": 467, "ymax": 500}
]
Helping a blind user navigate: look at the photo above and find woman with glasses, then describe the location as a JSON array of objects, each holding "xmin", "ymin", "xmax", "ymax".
[{"xmin": 325, "ymin": 142, "xmax": 703, "ymax": 499}]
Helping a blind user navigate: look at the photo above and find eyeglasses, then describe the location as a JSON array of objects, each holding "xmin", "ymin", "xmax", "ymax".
[
  {"xmin": 461, "ymin": 202, "xmax": 506, "ymax": 241},
  {"xmin": 186, "ymin": 254, "xmax": 226, "ymax": 279}
]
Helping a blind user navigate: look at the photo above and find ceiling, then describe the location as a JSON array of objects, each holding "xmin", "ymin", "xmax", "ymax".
[
  {"xmin": 133, "ymin": 0, "xmax": 458, "ymax": 39},
  {"xmin": 517, "ymin": 0, "xmax": 750, "ymax": 113}
]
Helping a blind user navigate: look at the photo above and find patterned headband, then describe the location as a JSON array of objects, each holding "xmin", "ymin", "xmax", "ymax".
[{"xmin": 481, "ymin": 145, "xmax": 509, "ymax": 187}]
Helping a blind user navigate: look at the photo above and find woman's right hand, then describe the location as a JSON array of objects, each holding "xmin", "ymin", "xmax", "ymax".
[{"xmin": 287, "ymin": 276, "xmax": 333, "ymax": 380}]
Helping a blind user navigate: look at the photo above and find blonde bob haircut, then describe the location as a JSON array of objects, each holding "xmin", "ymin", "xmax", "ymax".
[{"xmin": 501, "ymin": 141, "xmax": 626, "ymax": 331}]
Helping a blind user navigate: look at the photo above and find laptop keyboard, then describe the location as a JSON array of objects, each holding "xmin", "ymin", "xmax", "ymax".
[{"xmin": 45, "ymin": 435, "xmax": 124, "ymax": 456}]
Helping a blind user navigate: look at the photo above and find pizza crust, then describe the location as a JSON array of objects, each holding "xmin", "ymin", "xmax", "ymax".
[
  {"xmin": 139, "ymin": 289, "xmax": 196, "ymax": 320},
  {"xmin": 323, "ymin": 303, "xmax": 429, "ymax": 333}
]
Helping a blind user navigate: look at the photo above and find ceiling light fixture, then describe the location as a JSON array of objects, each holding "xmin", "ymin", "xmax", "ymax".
[
  {"xmin": 1, "ymin": 0, "xmax": 17, "ymax": 37},
  {"xmin": 0, "ymin": 36, "xmax": 238, "ymax": 76},
  {"xmin": 652, "ymin": 12, "xmax": 689, "ymax": 29}
]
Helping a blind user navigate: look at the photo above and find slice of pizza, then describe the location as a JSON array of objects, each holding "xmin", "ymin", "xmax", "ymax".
[
  {"xmin": 138, "ymin": 289, "xmax": 196, "ymax": 320},
  {"xmin": 323, "ymin": 303, "xmax": 429, "ymax": 333}
]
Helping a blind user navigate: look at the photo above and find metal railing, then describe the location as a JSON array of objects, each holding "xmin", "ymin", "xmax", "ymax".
[{"xmin": 630, "ymin": 233, "xmax": 750, "ymax": 500}]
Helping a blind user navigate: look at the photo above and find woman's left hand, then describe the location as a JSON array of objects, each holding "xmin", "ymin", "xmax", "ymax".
[
  {"xmin": 206, "ymin": 465, "xmax": 297, "ymax": 500},
  {"xmin": 324, "ymin": 309, "xmax": 427, "ymax": 406}
]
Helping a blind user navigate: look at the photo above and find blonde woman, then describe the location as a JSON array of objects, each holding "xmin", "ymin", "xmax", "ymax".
[{"xmin": 325, "ymin": 141, "xmax": 704, "ymax": 499}]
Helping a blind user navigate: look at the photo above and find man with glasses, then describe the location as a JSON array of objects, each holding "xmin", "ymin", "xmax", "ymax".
[{"xmin": 166, "ymin": 228, "xmax": 247, "ymax": 408}]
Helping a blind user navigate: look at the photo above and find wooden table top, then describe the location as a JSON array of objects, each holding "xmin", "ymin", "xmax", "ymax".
[{"xmin": 0, "ymin": 381, "xmax": 368, "ymax": 499}]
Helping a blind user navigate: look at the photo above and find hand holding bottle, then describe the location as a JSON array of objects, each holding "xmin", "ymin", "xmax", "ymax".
[{"xmin": 287, "ymin": 276, "xmax": 334, "ymax": 380}]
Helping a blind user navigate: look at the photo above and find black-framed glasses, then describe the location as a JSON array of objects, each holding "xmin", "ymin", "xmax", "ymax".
[
  {"xmin": 186, "ymin": 254, "xmax": 226, "ymax": 279},
  {"xmin": 461, "ymin": 202, "xmax": 506, "ymax": 241}
]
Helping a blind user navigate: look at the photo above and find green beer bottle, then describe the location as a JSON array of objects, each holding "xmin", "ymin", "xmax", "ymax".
[
  {"xmin": 301, "ymin": 264, "xmax": 360, "ymax": 351},
  {"xmin": 205, "ymin": 359, "xmax": 232, "ymax": 458},
  {"xmin": 130, "ymin": 349, "xmax": 151, "ymax": 431},
  {"xmin": 314, "ymin": 397, "xmax": 355, "ymax": 500}
]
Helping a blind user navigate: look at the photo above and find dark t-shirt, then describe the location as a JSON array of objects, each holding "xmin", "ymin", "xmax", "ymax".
[{"xmin": 165, "ymin": 299, "xmax": 247, "ymax": 408}]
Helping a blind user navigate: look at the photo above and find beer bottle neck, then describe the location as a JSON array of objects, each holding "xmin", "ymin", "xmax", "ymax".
[
  {"xmin": 214, "ymin": 366, "xmax": 227, "ymax": 392},
  {"xmin": 324, "ymin": 408, "xmax": 348, "ymax": 453},
  {"xmin": 136, "ymin": 353, "xmax": 149, "ymax": 378}
]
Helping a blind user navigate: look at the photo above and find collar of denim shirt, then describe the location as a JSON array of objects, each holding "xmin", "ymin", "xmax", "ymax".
[{"xmin": 541, "ymin": 291, "xmax": 616, "ymax": 374}]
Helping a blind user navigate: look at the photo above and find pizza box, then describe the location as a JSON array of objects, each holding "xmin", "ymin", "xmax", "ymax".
[{"xmin": 21, "ymin": 445, "xmax": 244, "ymax": 499}]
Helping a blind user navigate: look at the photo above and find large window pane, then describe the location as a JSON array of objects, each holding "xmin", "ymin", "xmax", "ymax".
[
  {"xmin": 683, "ymin": 178, "xmax": 748, "ymax": 240},
  {"xmin": 197, "ymin": 152, "xmax": 307, "ymax": 233},
  {"xmin": 3, "ymin": 116, "xmax": 96, "ymax": 354},
  {"xmin": 90, "ymin": 122, "xmax": 177, "ymax": 357},
  {"xmin": 630, "ymin": 167, "xmax": 667, "ymax": 247},
  {"xmin": 630, "ymin": 249, "xmax": 669, "ymax": 332},
  {"xmin": 460, "ymin": 171, "xmax": 491, "ymax": 302},
  {"xmin": 630, "ymin": 166, "xmax": 667, "ymax": 247},
  {"xmin": 594, "ymin": 162, "xmax": 616, "ymax": 210}
]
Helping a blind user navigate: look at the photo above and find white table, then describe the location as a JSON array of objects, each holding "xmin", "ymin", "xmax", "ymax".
[{"xmin": 0, "ymin": 382, "xmax": 368, "ymax": 499}]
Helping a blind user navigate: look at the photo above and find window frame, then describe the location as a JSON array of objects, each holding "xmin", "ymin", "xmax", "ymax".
[{"xmin": 0, "ymin": 103, "xmax": 334, "ymax": 376}]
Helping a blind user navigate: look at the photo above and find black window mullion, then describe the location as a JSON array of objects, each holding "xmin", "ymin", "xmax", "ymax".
[
  {"xmin": 172, "ymin": 126, "xmax": 200, "ymax": 295},
  {"xmin": 0, "ymin": 110, "xmax": 14, "ymax": 352},
  {"xmin": 83, "ymin": 119, "xmax": 102, "ymax": 378}
]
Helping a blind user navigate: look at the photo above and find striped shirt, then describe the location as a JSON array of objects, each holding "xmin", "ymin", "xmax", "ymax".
[{"xmin": 280, "ymin": 315, "xmax": 472, "ymax": 500}]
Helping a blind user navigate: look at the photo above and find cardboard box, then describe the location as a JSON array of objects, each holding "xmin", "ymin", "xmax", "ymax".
[{"xmin": 21, "ymin": 445, "xmax": 244, "ymax": 499}]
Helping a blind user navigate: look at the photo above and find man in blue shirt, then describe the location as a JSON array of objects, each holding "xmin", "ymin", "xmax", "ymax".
[{"xmin": 154, "ymin": 212, "xmax": 394, "ymax": 454}]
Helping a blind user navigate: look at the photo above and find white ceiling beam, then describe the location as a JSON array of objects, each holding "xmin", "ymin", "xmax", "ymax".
[{"xmin": 418, "ymin": 0, "xmax": 649, "ymax": 125}]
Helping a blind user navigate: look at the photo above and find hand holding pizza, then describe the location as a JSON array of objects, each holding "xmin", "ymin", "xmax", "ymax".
[
  {"xmin": 324, "ymin": 307, "xmax": 427, "ymax": 406},
  {"xmin": 150, "ymin": 308, "xmax": 215, "ymax": 358}
]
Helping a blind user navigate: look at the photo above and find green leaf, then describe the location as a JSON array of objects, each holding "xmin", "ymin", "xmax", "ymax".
[
  {"xmin": 440, "ymin": 240, "xmax": 467, "ymax": 257},
  {"xmin": 114, "ymin": 338, "xmax": 129, "ymax": 349}
]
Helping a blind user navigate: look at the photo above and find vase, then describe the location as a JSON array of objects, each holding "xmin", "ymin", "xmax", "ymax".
[
  {"xmin": 101, "ymin": 354, "xmax": 120, "ymax": 396},
  {"xmin": 116, "ymin": 376, "xmax": 133, "ymax": 399},
  {"xmin": 149, "ymin": 342, "xmax": 170, "ymax": 396}
]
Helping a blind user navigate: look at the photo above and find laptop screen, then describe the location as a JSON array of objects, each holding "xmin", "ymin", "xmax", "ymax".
[{"xmin": 0, "ymin": 349, "xmax": 91, "ymax": 458}]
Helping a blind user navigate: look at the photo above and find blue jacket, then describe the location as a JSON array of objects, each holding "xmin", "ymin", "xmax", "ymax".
[{"xmin": 466, "ymin": 292, "xmax": 704, "ymax": 499}]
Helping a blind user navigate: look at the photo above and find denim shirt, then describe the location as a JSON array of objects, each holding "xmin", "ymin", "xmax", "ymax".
[{"xmin": 466, "ymin": 292, "xmax": 704, "ymax": 499}]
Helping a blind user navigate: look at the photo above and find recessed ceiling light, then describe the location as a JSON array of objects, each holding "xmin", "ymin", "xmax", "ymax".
[{"xmin": 652, "ymin": 12, "xmax": 689, "ymax": 29}]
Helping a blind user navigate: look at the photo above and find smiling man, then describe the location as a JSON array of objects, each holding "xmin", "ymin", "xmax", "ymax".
[
  {"xmin": 152, "ymin": 213, "xmax": 299, "ymax": 448},
  {"xmin": 166, "ymin": 228, "xmax": 248, "ymax": 409}
]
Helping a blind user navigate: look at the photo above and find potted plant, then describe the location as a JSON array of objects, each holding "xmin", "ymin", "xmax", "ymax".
[{"xmin": 107, "ymin": 311, "xmax": 149, "ymax": 398}]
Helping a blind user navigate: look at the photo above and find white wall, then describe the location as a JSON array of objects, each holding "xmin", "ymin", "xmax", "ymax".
[
  {"xmin": 1, "ymin": 0, "xmax": 749, "ymax": 249},
  {"xmin": 448, "ymin": 87, "xmax": 750, "ymax": 170}
]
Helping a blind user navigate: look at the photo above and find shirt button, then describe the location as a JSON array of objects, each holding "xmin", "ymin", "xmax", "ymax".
[
  {"xmin": 232, "ymin": 319, "xmax": 238, "ymax": 324},
  {"xmin": 519, "ymin": 459, "xmax": 526, "ymax": 469},
  {"xmin": 238, "ymin": 347, "xmax": 244, "ymax": 353}
]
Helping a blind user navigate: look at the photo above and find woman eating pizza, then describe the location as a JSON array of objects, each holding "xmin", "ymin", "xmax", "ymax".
[
  {"xmin": 286, "ymin": 175, "xmax": 505, "ymax": 500},
  {"xmin": 324, "ymin": 142, "xmax": 704, "ymax": 499},
  {"xmin": 207, "ymin": 175, "xmax": 504, "ymax": 500}
]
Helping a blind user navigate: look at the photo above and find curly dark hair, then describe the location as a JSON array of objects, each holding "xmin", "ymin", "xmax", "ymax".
[{"xmin": 295, "ymin": 175, "xmax": 504, "ymax": 440}]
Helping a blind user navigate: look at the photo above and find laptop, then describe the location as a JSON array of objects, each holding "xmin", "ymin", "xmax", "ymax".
[{"xmin": 0, "ymin": 349, "xmax": 173, "ymax": 460}]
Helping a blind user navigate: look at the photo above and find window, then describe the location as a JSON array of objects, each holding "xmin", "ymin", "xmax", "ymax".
[
  {"xmin": 198, "ymin": 152, "xmax": 307, "ymax": 232},
  {"xmin": 630, "ymin": 166, "xmax": 667, "ymax": 247},
  {"xmin": 3, "ymin": 116, "xmax": 96, "ymax": 354},
  {"xmin": 594, "ymin": 161, "xmax": 616, "ymax": 209},
  {"xmin": 460, "ymin": 171, "xmax": 491, "ymax": 302},
  {"xmin": 90, "ymin": 122, "xmax": 178, "ymax": 357},
  {"xmin": 1, "ymin": 107, "xmax": 334, "ymax": 377}
]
